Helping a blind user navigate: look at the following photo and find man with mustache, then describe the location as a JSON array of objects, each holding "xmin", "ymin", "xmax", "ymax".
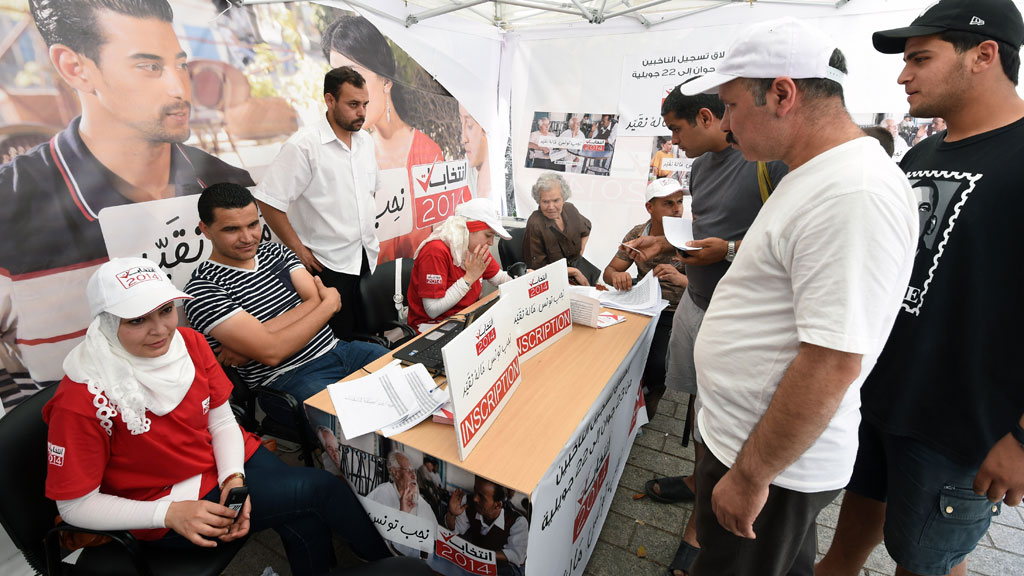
[
  {"xmin": 0, "ymin": 0, "xmax": 253, "ymax": 411},
  {"xmin": 255, "ymin": 66, "xmax": 381, "ymax": 340}
]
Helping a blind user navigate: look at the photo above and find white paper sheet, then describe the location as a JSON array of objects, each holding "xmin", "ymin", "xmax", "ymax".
[
  {"xmin": 599, "ymin": 270, "xmax": 661, "ymax": 312},
  {"xmin": 328, "ymin": 362, "xmax": 418, "ymax": 440},
  {"xmin": 380, "ymin": 365, "xmax": 450, "ymax": 437},
  {"xmin": 662, "ymin": 216, "xmax": 703, "ymax": 251}
]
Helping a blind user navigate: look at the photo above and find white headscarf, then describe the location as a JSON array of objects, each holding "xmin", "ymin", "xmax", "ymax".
[
  {"xmin": 62, "ymin": 310, "xmax": 195, "ymax": 436},
  {"xmin": 414, "ymin": 215, "xmax": 470, "ymax": 267}
]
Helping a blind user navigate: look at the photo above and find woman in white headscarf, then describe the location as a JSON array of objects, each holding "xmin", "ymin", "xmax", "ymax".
[
  {"xmin": 406, "ymin": 199, "xmax": 514, "ymax": 333},
  {"xmin": 43, "ymin": 258, "xmax": 390, "ymax": 575}
]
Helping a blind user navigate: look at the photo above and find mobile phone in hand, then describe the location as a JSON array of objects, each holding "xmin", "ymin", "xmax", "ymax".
[{"xmin": 224, "ymin": 486, "xmax": 249, "ymax": 519}]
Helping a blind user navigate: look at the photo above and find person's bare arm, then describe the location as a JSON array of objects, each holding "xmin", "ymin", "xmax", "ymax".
[
  {"xmin": 712, "ymin": 343, "xmax": 862, "ymax": 538},
  {"xmin": 209, "ymin": 277, "xmax": 340, "ymax": 367},
  {"xmin": 256, "ymin": 200, "xmax": 322, "ymax": 273},
  {"xmin": 261, "ymin": 267, "xmax": 323, "ymax": 332},
  {"xmin": 625, "ymin": 235, "xmax": 675, "ymax": 261},
  {"xmin": 603, "ymin": 256, "xmax": 633, "ymax": 291}
]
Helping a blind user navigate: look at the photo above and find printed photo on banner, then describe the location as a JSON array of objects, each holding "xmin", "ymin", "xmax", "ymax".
[
  {"xmin": 526, "ymin": 111, "xmax": 618, "ymax": 176},
  {"xmin": 0, "ymin": 0, "xmax": 489, "ymax": 413},
  {"xmin": 618, "ymin": 48, "xmax": 728, "ymax": 137},
  {"xmin": 320, "ymin": 11, "xmax": 495, "ymax": 262},
  {"xmin": 852, "ymin": 112, "xmax": 945, "ymax": 164},
  {"xmin": 648, "ymin": 137, "xmax": 691, "ymax": 187}
]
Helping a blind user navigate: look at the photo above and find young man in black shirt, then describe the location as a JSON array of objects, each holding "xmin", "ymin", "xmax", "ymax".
[{"xmin": 818, "ymin": 1, "xmax": 1024, "ymax": 575}]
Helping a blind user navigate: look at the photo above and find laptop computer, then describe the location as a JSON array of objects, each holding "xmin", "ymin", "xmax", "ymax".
[{"xmin": 392, "ymin": 296, "xmax": 499, "ymax": 374}]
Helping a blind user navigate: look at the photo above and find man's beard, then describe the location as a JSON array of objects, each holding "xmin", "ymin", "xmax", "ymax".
[{"xmin": 726, "ymin": 131, "xmax": 738, "ymax": 146}]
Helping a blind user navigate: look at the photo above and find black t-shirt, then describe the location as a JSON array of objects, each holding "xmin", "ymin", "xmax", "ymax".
[{"xmin": 861, "ymin": 116, "xmax": 1024, "ymax": 467}]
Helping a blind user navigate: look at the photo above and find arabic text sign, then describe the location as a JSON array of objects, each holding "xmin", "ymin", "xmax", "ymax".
[
  {"xmin": 618, "ymin": 48, "xmax": 728, "ymax": 137},
  {"xmin": 442, "ymin": 298, "xmax": 522, "ymax": 461},
  {"xmin": 359, "ymin": 494, "xmax": 435, "ymax": 554},
  {"xmin": 498, "ymin": 259, "xmax": 572, "ymax": 362},
  {"xmin": 98, "ymin": 195, "xmax": 270, "ymax": 289},
  {"xmin": 374, "ymin": 168, "xmax": 413, "ymax": 242},
  {"xmin": 526, "ymin": 317, "xmax": 655, "ymax": 576},
  {"xmin": 435, "ymin": 526, "xmax": 497, "ymax": 576},
  {"xmin": 411, "ymin": 159, "xmax": 472, "ymax": 229}
]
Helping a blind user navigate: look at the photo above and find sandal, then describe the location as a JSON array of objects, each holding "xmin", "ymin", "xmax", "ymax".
[
  {"xmin": 666, "ymin": 540, "xmax": 700, "ymax": 576},
  {"xmin": 643, "ymin": 476, "xmax": 695, "ymax": 503}
]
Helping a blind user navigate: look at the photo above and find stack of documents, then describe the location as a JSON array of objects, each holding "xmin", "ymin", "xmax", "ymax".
[
  {"xmin": 327, "ymin": 361, "xmax": 449, "ymax": 440},
  {"xmin": 597, "ymin": 271, "xmax": 668, "ymax": 317}
]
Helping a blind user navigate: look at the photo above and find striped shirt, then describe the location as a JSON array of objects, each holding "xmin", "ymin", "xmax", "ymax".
[{"xmin": 184, "ymin": 242, "xmax": 336, "ymax": 387}]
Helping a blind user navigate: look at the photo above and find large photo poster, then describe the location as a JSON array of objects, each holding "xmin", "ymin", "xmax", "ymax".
[
  {"xmin": 0, "ymin": 0, "xmax": 492, "ymax": 414},
  {"xmin": 307, "ymin": 408, "xmax": 532, "ymax": 575}
]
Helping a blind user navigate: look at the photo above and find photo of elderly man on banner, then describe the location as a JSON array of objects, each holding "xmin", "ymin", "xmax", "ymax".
[{"xmin": 0, "ymin": 0, "xmax": 493, "ymax": 415}]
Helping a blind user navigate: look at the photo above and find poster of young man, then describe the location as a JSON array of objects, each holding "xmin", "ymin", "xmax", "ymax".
[{"xmin": 0, "ymin": 1, "xmax": 488, "ymax": 413}]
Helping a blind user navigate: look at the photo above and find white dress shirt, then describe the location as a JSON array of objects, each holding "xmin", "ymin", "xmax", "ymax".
[
  {"xmin": 454, "ymin": 507, "xmax": 529, "ymax": 566},
  {"xmin": 254, "ymin": 112, "xmax": 381, "ymax": 274}
]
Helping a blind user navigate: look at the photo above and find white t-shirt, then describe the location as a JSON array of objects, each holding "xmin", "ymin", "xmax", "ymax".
[
  {"xmin": 694, "ymin": 137, "xmax": 917, "ymax": 492},
  {"xmin": 253, "ymin": 113, "xmax": 380, "ymax": 274},
  {"xmin": 528, "ymin": 130, "xmax": 551, "ymax": 159}
]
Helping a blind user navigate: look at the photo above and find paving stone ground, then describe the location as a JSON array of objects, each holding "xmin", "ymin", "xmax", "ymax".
[
  {"xmin": 226, "ymin": 388, "xmax": 1024, "ymax": 575},
  {"xmin": 583, "ymin": 389, "xmax": 1024, "ymax": 576}
]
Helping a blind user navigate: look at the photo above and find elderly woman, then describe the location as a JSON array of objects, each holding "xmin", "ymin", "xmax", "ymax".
[
  {"xmin": 522, "ymin": 173, "xmax": 594, "ymax": 285},
  {"xmin": 43, "ymin": 258, "xmax": 389, "ymax": 575},
  {"xmin": 407, "ymin": 199, "xmax": 514, "ymax": 333}
]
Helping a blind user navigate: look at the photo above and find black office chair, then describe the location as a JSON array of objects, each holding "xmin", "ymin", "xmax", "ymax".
[
  {"xmin": 351, "ymin": 258, "xmax": 417, "ymax": 350},
  {"xmin": 498, "ymin": 226, "xmax": 527, "ymax": 272},
  {"xmin": 0, "ymin": 386, "xmax": 246, "ymax": 576},
  {"xmin": 223, "ymin": 367, "xmax": 317, "ymax": 467}
]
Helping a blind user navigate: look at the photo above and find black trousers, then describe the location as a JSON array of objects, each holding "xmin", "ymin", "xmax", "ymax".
[
  {"xmin": 315, "ymin": 249, "xmax": 371, "ymax": 340},
  {"xmin": 691, "ymin": 451, "xmax": 840, "ymax": 576}
]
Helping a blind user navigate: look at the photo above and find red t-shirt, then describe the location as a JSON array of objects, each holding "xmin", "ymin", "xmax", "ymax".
[
  {"xmin": 407, "ymin": 240, "xmax": 500, "ymax": 331},
  {"xmin": 43, "ymin": 327, "xmax": 262, "ymax": 540}
]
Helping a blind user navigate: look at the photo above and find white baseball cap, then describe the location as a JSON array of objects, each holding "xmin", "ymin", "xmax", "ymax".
[
  {"xmin": 87, "ymin": 257, "xmax": 192, "ymax": 319},
  {"xmin": 681, "ymin": 17, "xmax": 845, "ymax": 96},
  {"xmin": 646, "ymin": 178, "xmax": 684, "ymax": 202},
  {"xmin": 456, "ymin": 198, "xmax": 512, "ymax": 240}
]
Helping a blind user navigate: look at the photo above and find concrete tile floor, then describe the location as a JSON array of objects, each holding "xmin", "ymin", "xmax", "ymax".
[{"xmin": 225, "ymin": 389, "xmax": 1024, "ymax": 576}]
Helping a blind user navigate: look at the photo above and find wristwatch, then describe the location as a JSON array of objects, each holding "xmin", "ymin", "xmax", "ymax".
[
  {"xmin": 724, "ymin": 240, "xmax": 736, "ymax": 263},
  {"xmin": 1013, "ymin": 421, "xmax": 1024, "ymax": 451}
]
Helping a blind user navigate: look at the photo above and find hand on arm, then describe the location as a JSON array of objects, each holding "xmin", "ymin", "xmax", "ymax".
[
  {"xmin": 974, "ymin": 414, "xmax": 1024, "ymax": 506},
  {"xmin": 255, "ymin": 200, "xmax": 322, "ymax": 273},
  {"xmin": 260, "ymin": 267, "xmax": 326, "ymax": 332},
  {"xmin": 712, "ymin": 343, "xmax": 861, "ymax": 538},
  {"xmin": 679, "ymin": 237, "xmax": 733, "ymax": 266},
  {"xmin": 603, "ymin": 257, "xmax": 634, "ymax": 292},
  {"xmin": 208, "ymin": 277, "xmax": 339, "ymax": 367}
]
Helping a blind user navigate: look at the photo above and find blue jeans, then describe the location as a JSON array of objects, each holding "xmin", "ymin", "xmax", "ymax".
[
  {"xmin": 260, "ymin": 340, "xmax": 388, "ymax": 429},
  {"xmin": 847, "ymin": 419, "xmax": 1000, "ymax": 575},
  {"xmin": 153, "ymin": 446, "xmax": 390, "ymax": 575}
]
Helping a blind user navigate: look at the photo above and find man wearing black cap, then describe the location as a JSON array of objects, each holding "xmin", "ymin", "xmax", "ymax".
[{"xmin": 817, "ymin": 1, "xmax": 1024, "ymax": 575}]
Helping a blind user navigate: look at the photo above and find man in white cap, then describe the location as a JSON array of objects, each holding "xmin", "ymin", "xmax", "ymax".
[
  {"xmin": 630, "ymin": 17, "xmax": 917, "ymax": 575},
  {"xmin": 603, "ymin": 178, "xmax": 687, "ymax": 419},
  {"xmin": 641, "ymin": 80, "xmax": 788, "ymax": 576},
  {"xmin": 406, "ymin": 198, "xmax": 513, "ymax": 333},
  {"xmin": 818, "ymin": 1, "xmax": 1024, "ymax": 575}
]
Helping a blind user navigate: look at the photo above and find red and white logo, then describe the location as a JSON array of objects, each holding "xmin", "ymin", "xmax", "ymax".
[
  {"xmin": 426, "ymin": 274, "xmax": 444, "ymax": 285},
  {"xmin": 116, "ymin": 266, "xmax": 162, "ymax": 290},
  {"xmin": 48, "ymin": 442, "xmax": 65, "ymax": 467},
  {"xmin": 202, "ymin": 397, "xmax": 210, "ymax": 415}
]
